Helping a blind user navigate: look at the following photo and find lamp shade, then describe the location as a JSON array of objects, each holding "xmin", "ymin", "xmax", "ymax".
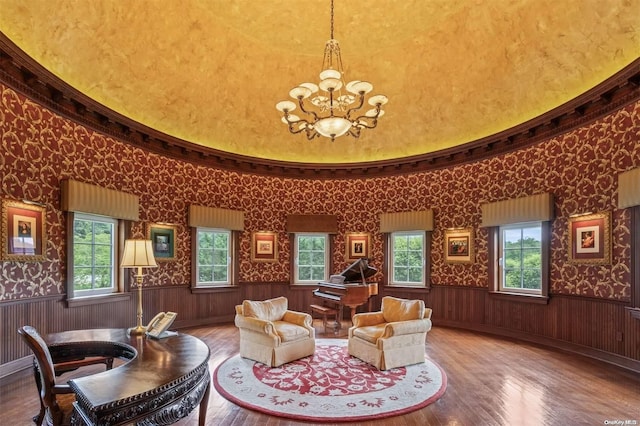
[{"xmin": 121, "ymin": 239, "xmax": 158, "ymax": 268}]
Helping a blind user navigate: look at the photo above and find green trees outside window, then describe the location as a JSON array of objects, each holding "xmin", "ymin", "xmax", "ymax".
[
  {"xmin": 390, "ymin": 231, "xmax": 425, "ymax": 285},
  {"xmin": 295, "ymin": 234, "xmax": 328, "ymax": 283},
  {"xmin": 197, "ymin": 229, "xmax": 230, "ymax": 285},
  {"xmin": 500, "ymin": 224, "xmax": 542, "ymax": 292},
  {"xmin": 72, "ymin": 215, "xmax": 116, "ymax": 294}
]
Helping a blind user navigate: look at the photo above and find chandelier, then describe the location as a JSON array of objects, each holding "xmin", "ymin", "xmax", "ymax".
[{"xmin": 275, "ymin": 0, "xmax": 388, "ymax": 142}]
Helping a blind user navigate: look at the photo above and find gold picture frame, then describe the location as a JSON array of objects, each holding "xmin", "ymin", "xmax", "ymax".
[
  {"xmin": 345, "ymin": 232, "xmax": 370, "ymax": 261},
  {"xmin": 444, "ymin": 228, "xmax": 474, "ymax": 264},
  {"xmin": 1, "ymin": 199, "xmax": 47, "ymax": 261},
  {"xmin": 568, "ymin": 211, "xmax": 611, "ymax": 264},
  {"xmin": 252, "ymin": 231, "xmax": 278, "ymax": 262},
  {"xmin": 147, "ymin": 223, "xmax": 177, "ymax": 261}
]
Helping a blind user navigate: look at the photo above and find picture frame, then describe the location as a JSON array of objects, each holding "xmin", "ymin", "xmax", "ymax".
[
  {"xmin": 251, "ymin": 231, "xmax": 278, "ymax": 262},
  {"xmin": 345, "ymin": 232, "xmax": 370, "ymax": 261},
  {"xmin": 444, "ymin": 228, "xmax": 474, "ymax": 264},
  {"xmin": 147, "ymin": 223, "xmax": 177, "ymax": 261},
  {"xmin": 1, "ymin": 199, "xmax": 47, "ymax": 261},
  {"xmin": 568, "ymin": 211, "xmax": 611, "ymax": 264}
]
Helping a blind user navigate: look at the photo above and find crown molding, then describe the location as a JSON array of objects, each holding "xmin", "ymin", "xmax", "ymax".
[{"xmin": 1, "ymin": 34, "xmax": 638, "ymax": 179}]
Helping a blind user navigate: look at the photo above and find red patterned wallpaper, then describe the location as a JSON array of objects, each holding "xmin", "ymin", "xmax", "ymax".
[{"xmin": 1, "ymin": 83, "xmax": 638, "ymax": 301}]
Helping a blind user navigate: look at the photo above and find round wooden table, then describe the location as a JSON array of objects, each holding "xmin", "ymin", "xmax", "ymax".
[{"xmin": 44, "ymin": 328, "xmax": 211, "ymax": 425}]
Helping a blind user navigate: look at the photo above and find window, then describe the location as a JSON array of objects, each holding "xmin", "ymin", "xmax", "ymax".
[
  {"xmin": 389, "ymin": 231, "xmax": 427, "ymax": 287},
  {"xmin": 294, "ymin": 233, "xmax": 329, "ymax": 284},
  {"xmin": 195, "ymin": 228, "xmax": 232, "ymax": 286},
  {"xmin": 488, "ymin": 221, "xmax": 549, "ymax": 302},
  {"xmin": 499, "ymin": 222, "xmax": 542, "ymax": 293},
  {"xmin": 71, "ymin": 213, "xmax": 118, "ymax": 297}
]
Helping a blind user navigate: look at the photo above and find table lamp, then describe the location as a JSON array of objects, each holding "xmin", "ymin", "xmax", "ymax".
[{"xmin": 121, "ymin": 239, "xmax": 158, "ymax": 335}]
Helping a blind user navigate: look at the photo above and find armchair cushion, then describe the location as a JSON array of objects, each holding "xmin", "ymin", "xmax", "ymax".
[
  {"xmin": 242, "ymin": 296, "xmax": 288, "ymax": 321},
  {"xmin": 381, "ymin": 296, "xmax": 425, "ymax": 323}
]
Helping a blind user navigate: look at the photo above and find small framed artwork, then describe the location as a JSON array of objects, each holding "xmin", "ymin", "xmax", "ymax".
[
  {"xmin": 252, "ymin": 231, "xmax": 278, "ymax": 262},
  {"xmin": 444, "ymin": 228, "xmax": 474, "ymax": 264},
  {"xmin": 345, "ymin": 232, "xmax": 370, "ymax": 261},
  {"xmin": 1, "ymin": 199, "xmax": 47, "ymax": 261},
  {"xmin": 568, "ymin": 211, "xmax": 611, "ymax": 264},
  {"xmin": 147, "ymin": 223, "xmax": 177, "ymax": 261}
]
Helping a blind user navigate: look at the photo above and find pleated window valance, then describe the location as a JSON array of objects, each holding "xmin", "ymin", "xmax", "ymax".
[
  {"xmin": 379, "ymin": 210, "xmax": 434, "ymax": 232},
  {"xmin": 189, "ymin": 205, "xmax": 244, "ymax": 230},
  {"xmin": 481, "ymin": 193, "xmax": 554, "ymax": 227},
  {"xmin": 618, "ymin": 167, "xmax": 640, "ymax": 209},
  {"xmin": 286, "ymin": 215, "xmax": 338, "ymax": 233},
  {"xmin": 61, "ymin": 179, "xmax": 139, "ymax": 220}
]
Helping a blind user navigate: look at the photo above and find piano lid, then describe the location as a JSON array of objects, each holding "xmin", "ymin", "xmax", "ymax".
[{"xmin": 339, "ymin": 258, "xmax": 377, "ymax": 282}]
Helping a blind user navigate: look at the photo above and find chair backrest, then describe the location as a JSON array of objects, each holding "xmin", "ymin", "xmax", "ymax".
[{"xmin": 18, "ymin": 326, "xmax": 58, "ymax": 413}]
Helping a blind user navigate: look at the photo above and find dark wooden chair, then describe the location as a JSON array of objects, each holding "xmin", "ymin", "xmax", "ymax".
[{"xmin": 18, "ymin": 326, "xmax": 113, "ymax": 426}]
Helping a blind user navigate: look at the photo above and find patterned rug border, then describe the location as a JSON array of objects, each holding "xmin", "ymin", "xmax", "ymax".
[{"xmin": 213, "ymin": 339, "xmax": 447, "ymax": 423}]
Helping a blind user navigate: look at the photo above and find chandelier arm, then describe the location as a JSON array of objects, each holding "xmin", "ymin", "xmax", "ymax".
[
  {"xmin": 297, "ymin": 98, "xmax": 319, "ymax": 121},
  {"xmin": 344, "ymin": 93, "xmax": 366, "ymax": 119},
  {"xmin": 283, "ymin": 115, "xmax": 313, "ymax": 135},
  {"xmin": 347, "ymin": 127, "xmax": 362, "ymax": 138},
  {"xmin": 304, "ymin": 128, "xmax": 321, "ymax": 140}
]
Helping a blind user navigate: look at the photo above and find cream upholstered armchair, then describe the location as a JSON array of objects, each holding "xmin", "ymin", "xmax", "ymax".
[
  {"xmin": 348, "ymin": 296, "xmax": 432, "ymax": 370},
  {"xmin": 235, "ymin": 296, "xmax": 316, "ymax": 367}
]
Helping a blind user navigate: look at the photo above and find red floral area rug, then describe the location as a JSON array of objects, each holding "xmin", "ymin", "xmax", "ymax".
[{"xmin": 213, "ymin": 339, "xmax": 447, "ymax": 423}]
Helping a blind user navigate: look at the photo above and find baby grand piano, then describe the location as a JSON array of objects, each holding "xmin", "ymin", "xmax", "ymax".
[{"xmin": 312, "ymin": 258, "xmax": 378, "ymax": 331}]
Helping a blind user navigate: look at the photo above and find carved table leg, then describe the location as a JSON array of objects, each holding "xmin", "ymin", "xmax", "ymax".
[{"xmin": 198, "ymin": 379, "xmax": 211, "ymax": 426}]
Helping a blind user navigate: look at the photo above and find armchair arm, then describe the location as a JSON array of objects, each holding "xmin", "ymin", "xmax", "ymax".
[
  {"xmin": 352, "ymin": 312, "xmax": 385, "ymax": 328},
  {"xmin": 52, "ymin": 384, "xmax": 74, "ymax": 394},
  {"xmin": 234, "ymin": 314, "xmax": 276, "ymax": 336},
  {"xmin": 381, "ymin": 318, "xmax": 431, "ymax": 338},
  {"xmin": 282, "ymin": 310, "xmax": 313, "ymax": 328}
]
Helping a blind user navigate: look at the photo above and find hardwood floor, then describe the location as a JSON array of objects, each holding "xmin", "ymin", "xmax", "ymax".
[{"xmin": 1, "ymin": 323, "xmax": 639, "ymax": 426}]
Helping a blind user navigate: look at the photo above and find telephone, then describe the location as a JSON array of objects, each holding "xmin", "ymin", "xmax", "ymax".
[{"xmin": 146, "ymin": 311, "xmax": 177, "ymax": 339}]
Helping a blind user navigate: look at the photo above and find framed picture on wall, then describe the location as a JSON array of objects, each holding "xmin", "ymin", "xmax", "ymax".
[
  {"xmin": 1, "ymin": 199, "xmax": 47, "ymax": 261},
  {"xmin": 568, "ymin": 211, "xmax": 611, "ymax": 264},
  {"xmin": 444, "ymin": 228, "xmax": 473, "ymax": 264},
  {"xmin": 252, "ymin": 231, "xmax": 278, "ymax": 262},
  {"xmin": 147, "ymin": 223, "xmax": 177, "ymax": 261},
  {"xmin": 345, "ymin": 232, "xmax": 370, "ymax": 261}
]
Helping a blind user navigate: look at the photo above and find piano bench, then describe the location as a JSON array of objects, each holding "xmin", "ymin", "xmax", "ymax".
[{"xmin": 310, "ymin": 304, "xmax": 339, "ymax": 334}]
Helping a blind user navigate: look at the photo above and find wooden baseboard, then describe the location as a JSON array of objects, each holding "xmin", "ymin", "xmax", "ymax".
[
  {"xmin": 434, "ymin": 320, "xmax": 640, "ymax": 374},
  {"xmin": 0, "ymin": 356, "xmax": 32, "ymax": 379}
]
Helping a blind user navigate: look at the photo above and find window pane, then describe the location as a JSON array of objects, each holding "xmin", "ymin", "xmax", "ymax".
[
  {"xmin": 213, "ymin": 265, "xmax": 228, "ymax": 282},
  {"xmin": 199, "ymin": 232, "xmax": 214, "ymax": 249},
  {"xmin": 504, "ymin": 269, "xmax": 521, "ymax": 288},
  {"xmin": 94, "ymin": 245, "xmax": 112, "ymax": 266},
  {"xmin": 74, "ymin": 244, "xmax": 92, "ymax": 266},
  {"xmin": 523, "ymin": 269, "xmax": 541, "ymax": 289},
  {"xmin": 73, "ymin": 268, "xmax": 93, "ymax": 290},
  {"xmin": 298, "ymin": 266, "xmax": 312, "ymax": 281},
  {"xmin": 198, "ymin": 266, "xmax": 213, "ymax": 282}
]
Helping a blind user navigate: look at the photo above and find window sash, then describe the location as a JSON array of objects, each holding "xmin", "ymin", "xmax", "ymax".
[
  {"xmin": 294, "ymin": 233, "xmax": 329, "ymax": 284},
  {"xmin": 389, "ymin": 231, "xmax": 425, "ymax": 286},
  {"xmin": 72, "ymin": 213, "xmax": 117, "ymax": 297},
  {"xmin": 196, "ymin": 228, "xmax": 231, "ymax": 286},
  {"xmin": 499, "ymin": 222, "xmax": 542, "ymax": 293}
]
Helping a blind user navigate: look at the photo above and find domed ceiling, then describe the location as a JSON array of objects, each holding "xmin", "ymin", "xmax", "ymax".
[{"xmin": 0, "ymin": 0, "xmax": 638, "ymax": 165}]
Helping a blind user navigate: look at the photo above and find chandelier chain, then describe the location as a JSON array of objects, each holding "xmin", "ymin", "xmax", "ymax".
[{"xmin": 330, "ymin": 0, "xmax": 334, "ymax": 40}]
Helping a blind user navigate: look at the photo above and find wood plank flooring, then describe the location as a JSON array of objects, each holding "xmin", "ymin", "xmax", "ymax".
[{"xmin": 1, "ymin": 322, "xmax": 639, "ymax": 425}]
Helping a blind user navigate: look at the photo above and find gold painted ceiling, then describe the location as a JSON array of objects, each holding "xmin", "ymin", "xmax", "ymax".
[{"xmin": 1, "ymin": 0, "xmax": 639, "ymax": 164}]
